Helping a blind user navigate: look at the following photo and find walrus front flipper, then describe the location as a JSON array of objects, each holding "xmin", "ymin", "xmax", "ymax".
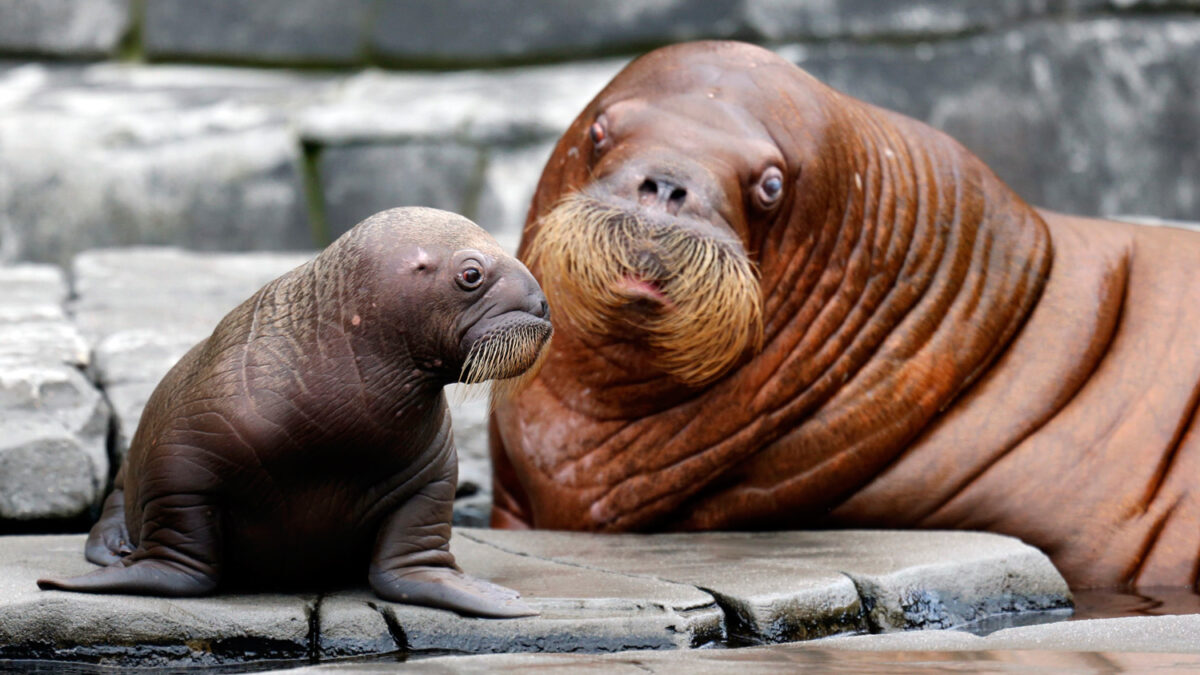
[
  {"xmin": 39, "ymin": 493, "xmax": 221, "ymax": 596},
  {"xmin": 84, "ymin": 481, "xmax": 132, "ymax": 565},
  {"xmin": 369, "ymin": 469, "xmax": 537, "ymax": 618}
]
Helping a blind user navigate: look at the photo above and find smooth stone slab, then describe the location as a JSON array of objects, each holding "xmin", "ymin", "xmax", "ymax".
[
  {"xmin": 320, "ymin": 531, "xmax": 722, "ymax": 658},
  {"xmin": 318, "ymin": 141, "xmax": 484, "ymax": 242},
  {"xmin": 0, "ymin": 530, "xmax": 721, "ymax": 664},
  {"xmin": 71, "ymin": 247, "xmax": 314, "ymax": 344},
  {"xmin": 0, "ymin": 528, "xmax": 1074, "ymax": 665},
  {"xmin": 0, "ymin": 0, "xmax": 130, "ymax": 59},
  {"xmin": 368, "ymin": 0, "xmax": 742, "ymax": 66},
  {"xmin": 143, "ymin": 0, "xmax": 370, "ymax": 66},
  {"xmin": 0, "ymin": 535, "xmax": 314, "ymax": 665},
  {"xmin": 471, "ymin": 529, "xmax": 1071, "ymax": 643},
  {"xmin": 297, "ymin": 61, "xmax": 624, "ymax": 146}
]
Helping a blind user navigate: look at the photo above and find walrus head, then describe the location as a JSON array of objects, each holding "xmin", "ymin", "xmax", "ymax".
[
  {"xmin": 525, "ymin": 48, "xmax": 798, "ymax": 387},
  {"xmin": 335, "ymin": 207, "xmax": 553, "ymax": 393}
]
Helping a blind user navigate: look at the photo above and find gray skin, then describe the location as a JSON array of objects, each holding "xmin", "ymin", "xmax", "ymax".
[{"xmin": 37, "ymin": 207, "xmax": 551, "ymax": 618}]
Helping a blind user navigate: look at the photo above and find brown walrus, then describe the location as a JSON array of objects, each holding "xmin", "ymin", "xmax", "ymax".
[
  {"xmin": 490, "ymin": 40, "xmax": 1200, "ymax": 590},
  {"xmin": 39, "ymin": 207, "xmax": 552, "ymax": 617}
]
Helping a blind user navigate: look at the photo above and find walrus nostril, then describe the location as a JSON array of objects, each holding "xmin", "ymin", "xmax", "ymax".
[
  {"xmin": 668, "ymin": 186, "xmax": 687, "ymax": 208},
  {"xmin": 637, "ymin": 177, "xmax": 688, "ymax": 213},
  {"xmin": 638, "ymin": 178, "xmax": 658, "ymax": 202}
]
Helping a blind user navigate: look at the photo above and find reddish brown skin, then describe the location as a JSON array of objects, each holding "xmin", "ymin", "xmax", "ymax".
[{"xmin": 490, "ymin": 41, "xmax": 1200, "ymax": 590}]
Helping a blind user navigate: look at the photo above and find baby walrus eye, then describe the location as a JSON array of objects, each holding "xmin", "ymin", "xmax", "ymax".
[{"xmin": 458, "ymin": 266, "xmax": 484, "ymax": 290}]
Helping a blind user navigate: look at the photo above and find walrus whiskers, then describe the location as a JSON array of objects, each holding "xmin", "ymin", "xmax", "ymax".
[
  {"xmin": 527, "ymin": 194, "xmax": 762, "ymax": 386},
  {"xmin": 460, "ymin": 320, "xmax": 553, "ymax": 406}
]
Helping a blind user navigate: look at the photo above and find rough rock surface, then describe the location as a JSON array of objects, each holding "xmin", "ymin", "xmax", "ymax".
[
  {"xmin": 6, "ymin": 14, "xmax": 1200, "ymax": 264},
  {"xmin": 786, "ymin": 16, "xmax": 1200, "ymax": 220},
  {"xmin": 142, "ymin": 0, "xmax": 370, "ymax": 66},
  {"xmin": 0, "ymin": 63, "xmax": 329, "ymax": 265},
  {"xmin": 0, "ymin": 266, "xmax": 108, "ymax": 522},
  {"xmin": 368, "ymin": 0, "xmax": 744, "ymax": 66},
  {"xmin": 0, "ymin": 528, "xmax": 1070, "ymax": 666},
  {"xmin": 0, "ymin": 0, "xmax": 130, "ymax": 59}
]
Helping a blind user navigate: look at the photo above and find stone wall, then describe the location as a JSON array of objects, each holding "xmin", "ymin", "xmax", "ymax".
[
  {"xmin": 1, "ymin": 1, "xmax": 1199, "ymax": 530},
  {"xmin": 0, "ymin": 0, "xmax": 1198, "ymax": 266}
]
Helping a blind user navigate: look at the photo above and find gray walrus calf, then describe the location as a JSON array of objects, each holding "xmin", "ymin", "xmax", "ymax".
[{"xmin": 39, "ymin": 207, "xmax": 552, "ymax": 617}]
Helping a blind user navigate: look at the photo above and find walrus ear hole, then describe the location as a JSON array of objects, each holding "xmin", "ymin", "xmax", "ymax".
[{"xmin": 753, "ymin": 167, "xmax": 785, "ymax": 210}]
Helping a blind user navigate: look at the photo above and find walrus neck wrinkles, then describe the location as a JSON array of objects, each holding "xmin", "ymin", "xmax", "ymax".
[{"xmin": 558, "ymin": 98, "xmax": 1052, "ymax": 532}]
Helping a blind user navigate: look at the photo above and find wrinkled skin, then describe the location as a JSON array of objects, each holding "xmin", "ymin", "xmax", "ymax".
[
  {"xmin": 39, "ymin": 207, "xmax": 551, "ymax": 618},
  {"xmin": 491, "ymin": 41, "xmax": 1200, "ymax": 590}
]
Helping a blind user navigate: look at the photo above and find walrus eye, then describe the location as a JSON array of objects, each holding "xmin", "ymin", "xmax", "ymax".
[
  {"xmin": 755, "ymin": 167, "xmax": 785, "ymax": 208},
  {"xmin": 589, "ymin": 116, "xmax": 608, "ymax": 150},
  {"xmin": 457, "ymin": 267, "xmax": 484, "ymax": 291}
]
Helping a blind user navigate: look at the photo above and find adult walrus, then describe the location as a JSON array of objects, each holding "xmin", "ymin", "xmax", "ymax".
[
  {"xmin": 490, "ymin": 40, "xmax": 1200, "ymax": 590},
  {"xmin": 39, "ymin": 207, "xmax": 552, "ymax": 617}
]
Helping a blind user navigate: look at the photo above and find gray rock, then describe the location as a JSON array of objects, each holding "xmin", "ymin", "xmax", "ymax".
[
  {"xmin": 369, "ymin": 0, "xmax": 744, "ymax": 66},
  {"xmin": 71, "ymin": 247, "xmax": 313, "ymax": 344},
  {"xmin": 297, "ymin": 61, "xmax": 625, "ymax": 146},
  {"xmin": 477, "ymin": 141, "xmax": 556, "ymax": 244},
  {"xmin": 318, "ymin": 141, "xmax": 485, "ymax": 241},
  {"xmin": 780, "ymin": 16, "xmax": 1200, "ymax": 220},
  {"xmin": 471, "ymin": 529, "xmax": 1070, "ymax": 643},
  {"xmin": 743, "ymin": 0, "xmax": 1106, "ymax": 42},
  {"xmin": 0, "ymin": 535, "xmax": 314, "ymax": 664},
  {"xmin": 143, "ymin": 0, "xmax": 370, "ymax": 65},
  {"xmin": 0, "ymin": 366, "xmax": 109, "ymax": 520},
  {"xmin": 0, "ymin": 0, "xmax": 130, "ymax": 58},
  {"xmin": 0, "ymin": 63, "xmax": 329, "ymax": 265},
  {"xmin": 0, "ymin": 265, "xmax": 109, "ymax": 522}
]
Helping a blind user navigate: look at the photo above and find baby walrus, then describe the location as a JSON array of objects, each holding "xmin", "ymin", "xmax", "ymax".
[{"xmin": 38, "ymin": 207, "xmax": 552, "ymax": 618}]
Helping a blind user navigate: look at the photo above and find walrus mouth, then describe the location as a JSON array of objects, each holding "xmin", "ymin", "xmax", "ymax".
[
  {"xmin": 459, "ymin": 315, "xmax": 553, "ymax": 396},
  {"xmin": 526, "ymin": 193, "xmax": 763, "ymax": 386}
]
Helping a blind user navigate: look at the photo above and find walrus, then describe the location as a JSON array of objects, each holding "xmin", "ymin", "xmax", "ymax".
[
  {"xmin": 490, "ymin": 40, "xmax": 1200, "ymax": 590},
  {"xmin": 39, "ymin": 207, "xmax": 552, "ymax": 617}
]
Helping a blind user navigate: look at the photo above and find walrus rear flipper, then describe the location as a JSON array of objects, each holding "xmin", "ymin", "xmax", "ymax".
[
  {"xmin": 40, "ymin": 491, "xmax": 221, "ymax": 596},
  {"xmin": 84, "ymin": 471, "xmax": 132, "ymax": 565},
  {"xmin": 37, "ymin": 557, "xmax": 217, "ymax": 596}
]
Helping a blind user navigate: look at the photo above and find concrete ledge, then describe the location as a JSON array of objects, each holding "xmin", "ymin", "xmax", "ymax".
[{"xmin": 0, "ymin": 528, "xmax": 1070, "ymax": 666}]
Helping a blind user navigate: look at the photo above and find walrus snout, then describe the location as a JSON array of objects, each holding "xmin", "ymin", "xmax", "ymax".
[{"xmin": 593, "ymin": 153, "xmax": 730, "ymax": 228}]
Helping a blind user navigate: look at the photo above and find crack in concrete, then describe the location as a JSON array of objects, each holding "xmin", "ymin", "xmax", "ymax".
[
  {"xmin": 366, "ymin": 600, "xmax": 409, "ymax": 655},
  {"xmin": 305, "ymin": 593, "xmax": 323, "ymax": 664}
]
